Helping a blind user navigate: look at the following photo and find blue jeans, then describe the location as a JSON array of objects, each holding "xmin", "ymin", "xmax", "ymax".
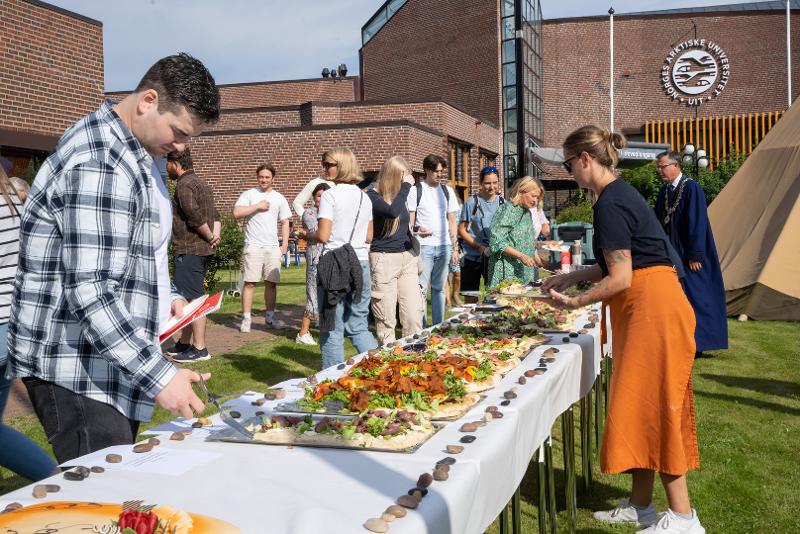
[
  {"xmin": 0, "ymin": 323, "xmax": 58, "ymax": 480},
  {"xmin": 419, "ymin": 244, "xmax": 452, "ymax": 326},
  {"xmin": 318, "ymin": 260, "xmax": 378, "ymax": 369}
]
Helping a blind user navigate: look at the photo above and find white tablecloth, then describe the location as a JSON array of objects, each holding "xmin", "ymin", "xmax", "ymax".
[{"xmin": 0, "ymin": 306, "xmax": 603, "ymax": 534}]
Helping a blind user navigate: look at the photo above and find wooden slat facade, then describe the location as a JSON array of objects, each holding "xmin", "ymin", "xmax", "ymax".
[{"xmin": 644, "ymin": 110, "xmax": 786, "ymax": 169}]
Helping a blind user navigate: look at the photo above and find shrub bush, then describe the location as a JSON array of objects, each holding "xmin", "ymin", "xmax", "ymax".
[
  {"xmin": 620, "ymin": 162, "xmax": 660, "ymax": 206},
  {"xmin": 555, "ymin": 199, "xmax": 593, "ymax": 224},
  {"xmin": 620, "ymin": 151, "xmax": 747, "ymax": 207},
  {"xmin": 206, "ymin": 218, "xmax": 244, "ymax": 292}
]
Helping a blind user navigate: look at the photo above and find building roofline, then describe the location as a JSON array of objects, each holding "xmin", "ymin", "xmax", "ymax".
[
  {"xmin": 201, "ymin": 119, "xmax": 443, "ymax": 139},
  {"xmin": 220, "ymin": 105, "xmax": 301, "ymax": 114},
  {"xmin": 0, "ymin": 127, "xmax": 61, "ymax": 152},
  {"xmin": 105, "ymin": 76, "xmax": 359, "ymax": 96},
  {"xmin": 544, "ymin": 1, "xmax": 798, "ymax": 23},
  {"xmin": 21, "ymin": 0, "xmax": 102, "ymax": 27},
  {"xmin": 213, "ymin": 97, "xmax": 500, "ymax": 131}
]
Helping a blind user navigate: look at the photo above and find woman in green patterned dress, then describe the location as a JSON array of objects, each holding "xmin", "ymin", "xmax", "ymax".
[{"xmin": 487, "ymin": 176, "xmax": 544, "ymax": 288}]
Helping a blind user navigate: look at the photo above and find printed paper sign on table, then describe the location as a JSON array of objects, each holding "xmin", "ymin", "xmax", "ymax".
[{"xmin": 159, "ymin": 291, "xmax": 223, "ymax": 344}]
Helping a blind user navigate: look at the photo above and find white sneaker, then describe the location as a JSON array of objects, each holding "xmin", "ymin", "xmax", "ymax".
[
  {"xmin": 637, "ymin": 509, "xmax": 705, "ymax": 534},
  {"xmin": 265, "ymin": 314, "xmax": 286, "ymax": 329},
  {"xmin": 594, "ymin": 498, "xmax": 657, "ymax": 527},
  {"xmin": 240, "ymin": 316, "xmax": 251, "ymax": 333},
  {"xmin": 295, "ymin": 332, "xmax": 317, "ymax": 345}
]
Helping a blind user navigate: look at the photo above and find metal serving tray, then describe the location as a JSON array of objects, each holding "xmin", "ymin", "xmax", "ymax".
[{"xmin": 206, "ymin": 415, "xmax": 444, "ymax": 454}]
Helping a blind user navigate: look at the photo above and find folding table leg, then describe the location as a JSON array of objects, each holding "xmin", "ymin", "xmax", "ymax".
[
  {"xmin": 545, "ymin": 438, "xmax": 557, "ymax": 534},
  {"xmin": 562, "ymin": 408, "xmax": 577, "ymax": 534},
  {"xmin": 587, "ymin": 392, "xmax": 594, "ymax": 482},
  {"xmin": 580, "ymin": 396, "xmax": 592, "ymax": 492},
  {"xmin": 536, "ymin": 447, "xmax": 547, "ymax": 534},
  {"xmin": 594, "ymin": 362, "xmax": 603, "ymax": 450},
  {"xmin": 512, "ymin": 487, "xmax": 521, "ymax": 534},
  {"xmin": 499, "ymin": 501, "xmax": 509, "ymax": 534}
]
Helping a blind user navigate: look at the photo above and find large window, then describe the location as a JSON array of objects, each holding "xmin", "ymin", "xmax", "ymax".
[
  {"xmin": 479, "ymin": 152, "xmax": 498, "ymax": 172},
  {"xmin": 501, "ymin": 0, "xmax": 543, "ymax": 186},
  {"xmin": 448, "ymin": 139, "xmax": 471, "ymax": 192},
  {"xmin": 362, "ymin": 0, "xmax": 408, "ymax": 44}
]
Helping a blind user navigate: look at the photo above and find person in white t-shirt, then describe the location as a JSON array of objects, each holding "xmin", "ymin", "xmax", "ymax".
[
  {"xmin": 316, "ymin": 148, "xmax": 378, "ymax": 368},
  {"xmin": 292, "ymin": 150, "xmax": 337, "ymax": 218},
  {"xmin": 529, "ymin": 177, "xmax": 551, "ymax": 240},
  {"xmin": 407, "ymin": 154, "xmax": 460, "ymax": 325},
  {"xmin": 233, "ymin": 163, "xmax": 291, "ymax": 332}
]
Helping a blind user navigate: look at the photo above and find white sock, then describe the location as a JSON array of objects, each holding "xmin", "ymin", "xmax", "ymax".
[
  {"xmin": 671, "ymin": 509, "xmax": 694, "ymax": 521},
  {"xmin": 243, "ymin": 312, "xmax": 251, "ymax": 319}
]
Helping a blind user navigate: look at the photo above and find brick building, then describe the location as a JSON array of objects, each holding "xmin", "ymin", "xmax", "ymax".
[
  {"xmin": 359, "ymin": 0, "xmax": 799, "ymax": 213},
  {"xmin": 182, "ymin": 95, "xmax": 500, "ymax": 212},
  {"xmin": 360, "ymin": 0, "xmax": 542, "ymax": 185},
  {"xmin": 543, "ymin": 3, "xmax": 800, "ymax": 159},
  {"xmin": 106, "ymin": 77, "xmax": 502, "ymax": 215},
  {"xmin": 3, "ymin": 0, "xmax": 798, "ymax": 218},
  {"xmin": 0, "ymin": 0, "xmax": 103, "ymax": 178}
]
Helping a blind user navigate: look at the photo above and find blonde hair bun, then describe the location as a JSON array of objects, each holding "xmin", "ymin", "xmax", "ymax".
[{"xmin": 563, "ymin": 125, "xmax": 627, "ymax": 168}]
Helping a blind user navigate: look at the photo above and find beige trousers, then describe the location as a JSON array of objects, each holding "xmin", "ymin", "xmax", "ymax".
[{"xmin": 369, "ymin": 250, "xmax": 423, "ymax": 344}]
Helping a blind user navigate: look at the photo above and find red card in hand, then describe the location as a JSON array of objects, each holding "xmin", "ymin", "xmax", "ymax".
[{"xmin": 159, "ymin": 291, "xmax": 224, "ymax": 344}]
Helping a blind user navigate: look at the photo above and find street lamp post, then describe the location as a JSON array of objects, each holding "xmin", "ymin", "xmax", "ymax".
[{"xmin": 681, "ymin": 143, "xmax": 709, "ymax": 177}]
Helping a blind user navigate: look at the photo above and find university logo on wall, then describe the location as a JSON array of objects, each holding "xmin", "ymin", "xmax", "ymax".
[{"xmin": 661, "ymin": 39, "xmax": 730, "ymax": 107}]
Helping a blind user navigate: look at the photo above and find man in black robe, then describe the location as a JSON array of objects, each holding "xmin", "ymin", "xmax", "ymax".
[{"xmin": 654, "ymin": 151, "xmax": 728, "ymax": 357}]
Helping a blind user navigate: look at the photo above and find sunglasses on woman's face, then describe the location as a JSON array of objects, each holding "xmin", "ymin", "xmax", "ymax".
[
  {"xmin": 322, "ymin": 161, "xmax": 338, "ymax": 169},
  {"xmin": 562, "ymin": 155, "xmax": 578, "ymax": 174}
]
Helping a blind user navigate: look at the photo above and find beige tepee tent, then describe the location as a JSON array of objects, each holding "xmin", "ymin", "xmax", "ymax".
[{"xmin": 708, "ymin": 99, "xmax": 800, "ymax": 321}]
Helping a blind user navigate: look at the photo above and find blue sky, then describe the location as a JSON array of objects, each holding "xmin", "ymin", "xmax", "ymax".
[{"xmin": 45, "ymin": 0, "xmax": 764, "ymax": 91}]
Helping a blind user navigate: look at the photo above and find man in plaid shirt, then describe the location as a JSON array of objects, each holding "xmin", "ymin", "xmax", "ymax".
[{"xmin": 7, "ymin": 53, "xmax": 221, "ymax": 463}]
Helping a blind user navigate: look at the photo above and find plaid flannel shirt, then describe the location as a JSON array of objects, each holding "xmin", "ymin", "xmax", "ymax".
[
  {"xmin": 171, "ymin": 172, "xmax": 220, "ymax": 256},
  {"xmin": 8, "ymin": 100, "xmax": 179, "ymax": 422}
]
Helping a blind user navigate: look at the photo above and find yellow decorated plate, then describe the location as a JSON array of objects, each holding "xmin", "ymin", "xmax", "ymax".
[{"xmin": 0, "ymin": 501, "xmax": 241, "ymax": 533}]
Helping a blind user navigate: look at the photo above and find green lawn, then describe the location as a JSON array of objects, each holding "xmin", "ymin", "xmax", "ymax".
[{"xmin": 2, "ymin": 266, "xmax": 799, "ymax": 533}]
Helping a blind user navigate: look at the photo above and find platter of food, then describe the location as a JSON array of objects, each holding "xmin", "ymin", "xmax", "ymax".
[
  {"xmin": 538, "ymin": 240, "xmax": 565, "ymax": 252},
  {"xmin": 279, "ymin": 332, "xmax": 547, "ymax": 420},
  {"xmin": 0, "ymin": 501, "xmax": 241, "ymax": 533},
  {"xmin": 207, "ymin": 410, "xmax": 442, "ymax": 453}
]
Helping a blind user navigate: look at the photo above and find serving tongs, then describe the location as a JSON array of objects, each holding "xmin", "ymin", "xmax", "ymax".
[{"xmin": 196, "ymin": 374, "xmax": 254, "ymax": 440}]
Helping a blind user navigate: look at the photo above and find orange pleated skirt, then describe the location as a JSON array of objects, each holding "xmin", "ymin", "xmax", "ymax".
[{"xmin": 600, "ymin": 266, "xmax": 700, "ymax": 476}]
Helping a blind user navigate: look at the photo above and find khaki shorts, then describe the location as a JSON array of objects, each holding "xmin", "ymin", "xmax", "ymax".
[{"xmin": 241, "ymin": 245, "xmax": 282, "ymax": 283}]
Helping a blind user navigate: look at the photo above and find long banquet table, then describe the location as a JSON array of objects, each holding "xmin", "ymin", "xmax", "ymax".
[{"xmin": 0, "ymin": 304, "xmax": 605, "ymax": 534}]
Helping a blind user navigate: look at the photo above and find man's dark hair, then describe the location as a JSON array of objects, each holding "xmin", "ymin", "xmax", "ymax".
[
  {"xmin": 422, "ymin": 154, "xmax": 447, "ymax": 172},
  {"xmin": 256, "ymin": 163, "xmax": 276, "ymax": 177},
  {"xmin": 312, "ymin": 182, "xmax": 331, "ymax": 197},
  {"xmin": 167, "ymin": 148, "xmax": 193, "ymax": 171},
  {"xmin": 656, "ymin": 151, "xmax": 682, "ymax": 166},
  {"xmin": 135, "ymin": 53, "xmax": 220, "ymax": 124}
]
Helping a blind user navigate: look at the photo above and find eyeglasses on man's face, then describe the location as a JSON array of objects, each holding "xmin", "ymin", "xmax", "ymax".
[{"xmin": 656, "ymin": 162, "xmax": 676, "ymax": 171}]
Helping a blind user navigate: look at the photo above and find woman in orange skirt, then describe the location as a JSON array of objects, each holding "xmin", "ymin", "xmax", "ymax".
[{"xmin": 542, "ymin": 125, "xmax": 704, "ymax": 534}]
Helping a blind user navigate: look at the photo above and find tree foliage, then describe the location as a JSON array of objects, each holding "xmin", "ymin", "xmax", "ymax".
[{"xmin": 620, "ymin": 151, "xmax": 748, "ymax": 207}]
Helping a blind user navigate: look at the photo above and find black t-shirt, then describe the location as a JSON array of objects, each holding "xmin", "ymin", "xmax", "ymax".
[
  {"xmin": 592, "ymin": 179, "xmax": 676, "ymax": 276},
  {"xmin": 367, "ymin": 183, "xmax": 413, "ymax": 253}
]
